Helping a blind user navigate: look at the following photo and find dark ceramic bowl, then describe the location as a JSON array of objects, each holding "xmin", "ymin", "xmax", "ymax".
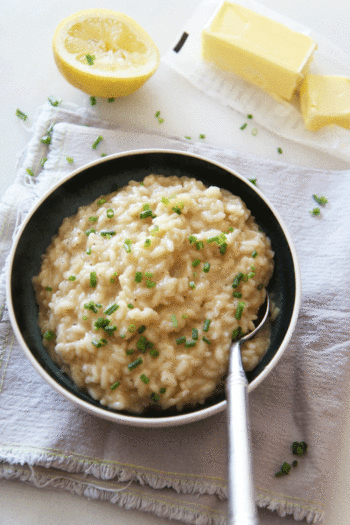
[{"xmin": 7, "ymin": 149, "xmax": 301, "ymax": 427}]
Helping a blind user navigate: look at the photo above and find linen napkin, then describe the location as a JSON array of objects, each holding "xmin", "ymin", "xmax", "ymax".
[{"xmin": 1, "ymin": 100, "xmax": 350, "ymax": 525}]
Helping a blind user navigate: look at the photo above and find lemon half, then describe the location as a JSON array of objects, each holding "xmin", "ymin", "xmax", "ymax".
[{"xmin": 52, "ymin": 9, "xmax": 160, "ymax": 98}]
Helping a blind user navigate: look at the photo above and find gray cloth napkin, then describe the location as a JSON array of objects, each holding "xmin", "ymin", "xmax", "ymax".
[{"xmin": 1, "ymin": 101, "xmax": 350, "ymax": 524}]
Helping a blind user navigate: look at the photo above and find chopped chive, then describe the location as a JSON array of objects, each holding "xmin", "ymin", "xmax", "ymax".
[
  {"xmin": 140, "ymin": 374, "xmax": 150, "ymax": 384},
  {"xmin": 90, "ymin": 271, "xmax": 97, "ymax": 287},
  {"xmin": 185, "ymin": 136, "xmax": 191, "ymax": 140},
  {"xmin": 106, "ymin": 208, "xmax": 114, "ymax": 218},
  {"xmin": 252, "ymin": 250, "xmax": 258, "ymax": 258},
  {"xmin": 240, "ymin": 123, "xmax": 247, "ymax": 130},
  {"xmin": 192, "ymin": 328, "xmax": 198, "ymax": 340},
  {"xmin": 233, "ymin": 291, "xmax": 242, "ymax": 298},
  {"xmin": 92, "ymin": 135, "xmax": 103, "ymax": 149},
  {"xmin": 232, "ymin": 327, "xmax": 243, "ymax": 340},
  {"xmin": 85, "ymin": 228, "xmax": 95, "ymax": 236},
  {"xmin": 189, "ymin": 281, "xmax": 196, "ymax": 289},
  {"xmin": 91, "ymin": 338, "xmax": 108, "ymax": 348},
  {"xmin": 101, "ymin": 153, "xmax": 107, "ymax": 157},
  {"xmin": 135, "ymin": 272, "xmax": 143, "ymax": 283},
  {"xmin": 249, "ymin": 178, "xmax": 257, "ymax": 185},
  {"xmin": 84, "ymin": 301, "xmax": 100, "ymax": 313},
  {"xmin": 232, "ymin": 273, "xmax": 244, "ymax": 288},
  {"xmin": 146, "ymin": 280, "xmax": 156, "ymax": 288},
  {"xmin": 149, "ymin": 348, "xmax": 159, "ymax": 357},
  {"xmin": 170, "ymin": 314, "xmax": 178, "ymax": 327},
  {"xmin": 202, "ymin": 336, "xmax": 211, "ymax": 345},
  {"xmin": 203, "ymin": 262, "xmax": 210, "ymax": 273},
  {"xmin": 172, "ymin": 203, "xmax": 184, "ymax": 215},
  {"xmin": 40, "ymin": 134, "xmax": 51, "ymax": 145},
  {"xmin": 235, "ymin": 301, "xmax": 246, "ymax": 320},
  {"xmin": 160, "ymin": 387, "xmax": 166, "ymax": 394},
  {"xmin": 188, "ymin": 235, "xmax": 197, "ymax": 244},
  {"xmin": 128, "ymin": 324, "xmax": 136, "ymax": 333},
  {"xmin": 16, "ymin": 109, "xmax": 28, "ymax": 121},
  {"xmin": 107, "ymin": 98, "xmax": 115, "ymax": 103},
  {"xmin": 48, "ymin": 97, "xmax": 61, "ymax": 107},
  {"xmin": 94, "ymin": 317, "xmax": 110, "ymax": 330},
  {"xmin": 86, "ymin": 54, "xmax": 95, "ymax": 65},
  {"xmin": 127, "ymin": 304, "xmax": 134, "ymax": 309},
  {"xmin": 104, "ymin": 324, "xmax": 117, "ymax": 336},
  {"xmin": 155, "ymin": 110, "xmax": 161, "ymax": 118},
  {"xmin": 26, "ymin": 168, "xmax": 35, "ymax": 177},
  {"xmin": 176, "ymin": 336, "xmax": 186, "ymax": 345},
  {"xmin": 247, "ymin": 114, "xmax": 253, "ymax": 119},
  {"xmin": 140, "ymin": 209, "xmax": 153, "ymax": 219},
  {"xmin": 310, "ymin": 207, "xmax": 321, "ymax": 216},
  {"xmin": 97, "ymin": 198, "xmax": 106, "ymax": 206},
  {"xmin": 45, "ymin": 286, "xmax": 52, "ymax": 292},
  {"xmin": 151, "ymin": 392, "xmax": 159, "ymax": 402},
  {"xmin": 110, "ymin": 380, "xmax": 120, "ymax": 390},
  {"xmin": 199, "ymin": 134, "xmax": 205, "ymax": 139},
  {"xmin": 43, "ymin": 330, "xmax": 55, "ymax": 341},
  {"xmin": 185, "ymin": 340, "xmax": 196, "ymax": 348},
  {"xmin": 89, "ymin": 216, "xmax": 98, "ymax": 222},
  {"xmin": 144, "ymin": 238, "xmax": 151, "ymax": 248},
  {"xmin": 90, "ymin": 96, "xmax": 97, "ymax": 106},
  {"xmin": 161, "ymin": 196, "xmax": 169, "ymax": 205},
  {"xmin": 196, "ymin": 241, "xmax": 204, "ymax": 250},
  {"xmin": 40, "ymin": 157, "xmax": 47, "ymax": 166},
  {"xmin": 68, "ymin": 275, "xmax": 76, "ymax": 281},
  {"xmin": 145, "ymin": 272, "xmax": 153, "ymax": 278},
  {"xmin": 86, "ymin": 247, "xmax": 92, "ymax": 255},
  {"xmin": 203, "ymin": 319, "xmax": 211, "ymax": 332},
  {"xmin": 137, "ymin": 336, "xmax": 153, "ymax": 353},
  {"xmin": 143, "ymin": 203, "xmax": 150, "ymax": 210},
  {"xmin": 219, "ymin": 243, "xmax": 227, "ymax": 255},
  {"xmin": 138, "ymin": 325, "xmax": 146, "ymax": 334},
  {"xmin": 104, "ymin": 304, "xmax": 119, "ymax": 315},
  {"xmin": 192, "ymin": 258, "xmax": 200, "ymax": 267},
  {"xmin": 257, "ymin": 284, "xmax": 264, "ymax": 290},
  {"xmin": 100, "ymin": 230, "xmax": 116, "ymax": 238},
  {"xmin": 313, "ymin": 194, "xmax": 328, "ymax": 205},
  {"xmin": 158, "ymin": 118, "xmax": 164, "ymax": 124},
  {"xmin": 82, "ymin": 315, "xmax": 88, "ymax": 321},
  {"xmin": 126, "ymin": 349, "xmax": 134, "ymax": 356},
  {"xmin": 128, "ymin": 357, "xmax": 143, "ymax": 370},
  {"xmin": 277, "ymin": 147, "xmax": 283, "ymax": 154},
  {"xmin": 181, "ymin": 314, "xmax": 188, "ymax": 319},
  {"xmin": 207, "ymin": 235, "xmax": 219, "ymax": 244}
]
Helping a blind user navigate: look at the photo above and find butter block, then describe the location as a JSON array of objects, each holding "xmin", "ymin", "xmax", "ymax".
[
  {"xmin": 300, "ymin": 74, "xmax": 350, "ymax": 131},
  {"xmin": 201, "ymin": 2, "xmax": 317, "ymax": 101}
]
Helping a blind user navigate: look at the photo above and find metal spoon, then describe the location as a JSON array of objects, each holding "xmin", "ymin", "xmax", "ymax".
[{"xmin": 226, "ymin": 294, "xmax": 270, "ymax": 525}]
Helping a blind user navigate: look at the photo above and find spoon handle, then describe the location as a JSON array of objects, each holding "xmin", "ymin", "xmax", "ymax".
[{"xmin": 226, "ymin": 341, "xmax": 259, "ymax": 525}]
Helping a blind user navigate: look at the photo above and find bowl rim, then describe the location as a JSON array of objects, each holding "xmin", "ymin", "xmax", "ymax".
[{"xmin": 6, "ymin": 148, "xmax": 302, "ymax": 427}]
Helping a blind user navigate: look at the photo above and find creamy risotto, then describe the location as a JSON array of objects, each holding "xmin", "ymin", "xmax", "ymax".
[{"xmin": 33, "ymin": 175, "xmax": 274, "ymax": 413}]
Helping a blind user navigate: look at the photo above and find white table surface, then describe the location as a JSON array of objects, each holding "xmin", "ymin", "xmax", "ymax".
[{"xmin": 1, "ymin": 0, "xmax": 350, "ymax": 523}]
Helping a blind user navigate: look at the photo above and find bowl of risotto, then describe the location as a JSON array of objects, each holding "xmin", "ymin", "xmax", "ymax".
[{"xmin": 7, "ymin": 149, "xmax": 301, "ymax": 427}]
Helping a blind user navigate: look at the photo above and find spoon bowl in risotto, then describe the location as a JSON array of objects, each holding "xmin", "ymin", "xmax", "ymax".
[{"xmin": 7, "ymin": 150, "xmax": 301, "ymax": 427}]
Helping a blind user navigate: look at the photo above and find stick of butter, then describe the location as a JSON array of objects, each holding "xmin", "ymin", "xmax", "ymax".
[
  {"xmin": 300, "ymin": 74, "xmax": 350, "ymax": 131},
  {"xmin": 201, "ymin": 2, "xmax": 317, "ymax": 101}
]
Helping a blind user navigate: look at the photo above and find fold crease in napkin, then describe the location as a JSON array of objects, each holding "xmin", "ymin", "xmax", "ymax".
[{"xmin": 1, "ymin": 101, "xmax": 350, "ymax": 524}]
